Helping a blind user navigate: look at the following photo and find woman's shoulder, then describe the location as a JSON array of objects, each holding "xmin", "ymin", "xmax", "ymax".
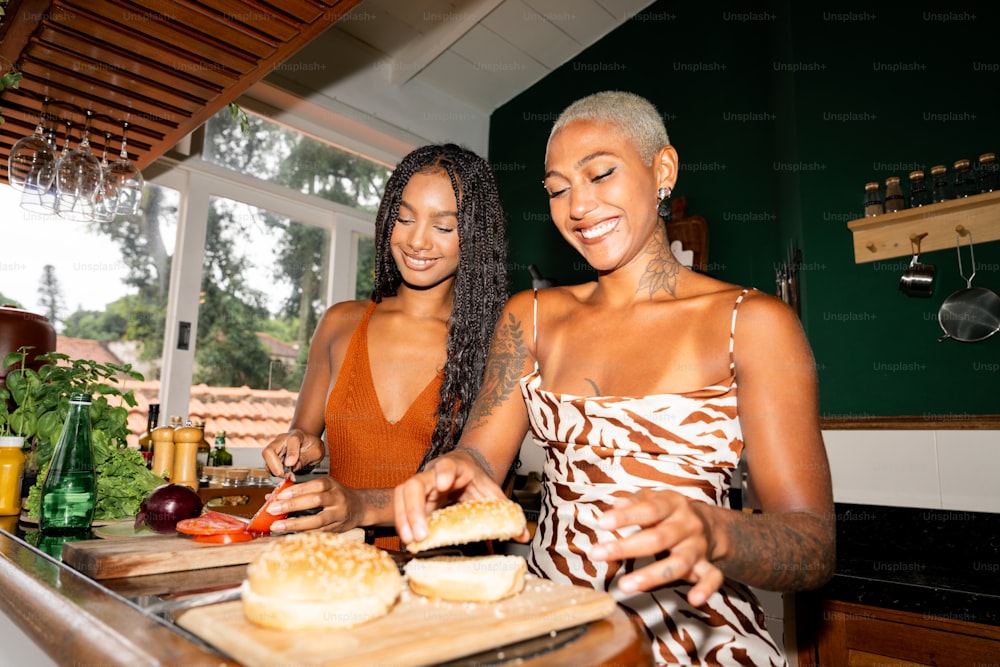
[
  {"xmin": 316, "ymin": 300, "xmax": 372, "ymax": 334},
  {"xmin": 505, "ymin": 284, "xmax": 595, "ymax": 313}
]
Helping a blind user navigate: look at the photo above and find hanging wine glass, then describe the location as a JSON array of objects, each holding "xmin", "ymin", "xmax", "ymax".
[
  {"xmin": 56, "ymin": 109, "xmax": 104, "ymax": 221},
  {"xmin": 8, "ymin": 98, "xmax": 56, "ymax": 192},
  {"xmin": 107, "ymin": 120, "xmax": 143, "ymax": 216},
  {"xmin": 20, "ymin": 116, "xmax": 69, "ymax": 215},
  {"xmin": 92, "ymin": 129, "xmax": 118, "ymax": 224}
]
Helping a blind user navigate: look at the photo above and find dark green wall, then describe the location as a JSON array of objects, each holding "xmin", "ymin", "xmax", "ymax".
[{"xmin": 488, "ymin": 0, "xmax": 999, "ymax": 417}]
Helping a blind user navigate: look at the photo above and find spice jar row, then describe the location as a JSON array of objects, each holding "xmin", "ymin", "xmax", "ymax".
[{"xmin": 863, "ymin": 152, "xmax": 998, "ymax": 218}]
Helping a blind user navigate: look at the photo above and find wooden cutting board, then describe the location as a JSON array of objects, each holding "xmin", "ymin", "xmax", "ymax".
[
  {"xmin": 178, "ymin": 575, "xmax": 618, "ymax": 667},
  {"xmin": 61, "ymin": 528, "xmax": 364, "ymax": 579}
]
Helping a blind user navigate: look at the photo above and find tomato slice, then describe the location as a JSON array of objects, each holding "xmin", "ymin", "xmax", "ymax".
[
  {"xmin": 192, "ymin": 531, "xmax": 255, "ymax": 544},
  {"xmin": 176, "ymin": 511, "xmax": 251, "ymax": 536},
  {"xmin": 246, "ymin": 478, "xmax": 294, "ymax": 535}
]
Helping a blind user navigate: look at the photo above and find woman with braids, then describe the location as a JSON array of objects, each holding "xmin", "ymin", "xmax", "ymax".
[
  {"xmin": 260, "ymin": 144, "xmax": 508, "ymax": 550},
  {"xmin": 395, "ymin": 92, "xmax": 833, "ymax": 664}
]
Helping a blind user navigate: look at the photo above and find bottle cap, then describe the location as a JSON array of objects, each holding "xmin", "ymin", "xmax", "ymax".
[
  {"xmin": 864, "ymin": 181, "xmax": 879, "ymax": 189},
  {"xmin": 930, "ymin": 164, "xmax": 947, "ymax": 175},
  {"xmin": 908, "ymin": 170, "xmax": 925, "ymax": 179},
  {"xmin": 979, "ymin": 153, "xmax": 996, "ymax": 163},
  {"xmin": 0, "ymin": 438, "xmax": 24, "ymax": 448},
  {"xmin": 885, "ymin": 176, "xmax": 900, "ymax": 185},
  {"xmin": 954, "ymin": 158, "xmax": 970, "ymax": 169}
]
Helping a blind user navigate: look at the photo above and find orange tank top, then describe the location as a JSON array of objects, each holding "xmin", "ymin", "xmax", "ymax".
[{"xmin": 325, "ymin": 301, "xmax": 442, "ymax": 550}]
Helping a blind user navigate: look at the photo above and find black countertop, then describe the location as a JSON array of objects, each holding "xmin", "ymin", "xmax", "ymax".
[{"xmin": 819, "ymin": 503, "xmax": 1000, "ymax": 626}]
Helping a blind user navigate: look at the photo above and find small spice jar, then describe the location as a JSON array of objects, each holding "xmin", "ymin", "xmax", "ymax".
[
  {"xmin": 0, "ymin": 437, "xmax": 26, "ymax": 516},
  {"xmin": 224, "ymin": 467, "xmax": 250, "ymax": 487},
  {"xmin": 863, "ymin": 181, "xmax": 883, "ymax": 217},
  {"xmin": 884, "ymin": 176, "xmax": 905, "ymax": 212},
  {"xmin": 908, "ymin": 170, "xmax": 931, "ymax": 207},
  {"xmin": 930, "ymin": 164, "xmax": 952, "ymax": 202},
  {"xmin": 977, "ymin": 152, "xmax": 999, "ymax": 193},
  {"xmin": 952, "ymin": 158, "xmax": 977, "ymax": 197}
]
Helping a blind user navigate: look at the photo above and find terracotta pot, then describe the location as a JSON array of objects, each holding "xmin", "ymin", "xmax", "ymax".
[{"xmin": 0, "ymin": 304, "xmax": 56, "ymax": 388}]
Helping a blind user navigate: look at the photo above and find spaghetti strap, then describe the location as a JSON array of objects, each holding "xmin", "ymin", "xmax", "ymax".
[
  {"xmin": 531, "ymin": 289, "xmax": 540, "ymax": 372},
  {"xmin": 729, "ymin": 288, "xmax": 751, "ymax": 373}
]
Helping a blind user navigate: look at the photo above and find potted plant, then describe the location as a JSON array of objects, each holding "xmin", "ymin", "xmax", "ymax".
[
  {"xmin": 2, "ymin": 347, "xmax": 166, "ymax": 522},
  {"xmin": 0, "ymin": 347, "xmax": 31, "ymax": 450},
  {"xmin": 2, "ymin": 348, "xmax": 142, "ymax": 472}
]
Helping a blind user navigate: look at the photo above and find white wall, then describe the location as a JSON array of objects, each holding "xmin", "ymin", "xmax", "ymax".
[
  {"xmin": 824, "ymin": 429, "xmax": 1000, "ymax": 512},
  {"xmin": 266, "ymin": 27, "xmax": 492, "ymax": 157}
]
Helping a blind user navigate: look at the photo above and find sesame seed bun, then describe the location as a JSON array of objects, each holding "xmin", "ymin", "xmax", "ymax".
[
  {"xmin": 404, "ymin": 498, "xmax": 527, "ymax": 554},
  {"xmin": 242, "ymin": 531, "xmax": 401, "ymax": 630},
  {"xmin": 404, "ymin": 554, "xmax": 527, "ymax": 602}
]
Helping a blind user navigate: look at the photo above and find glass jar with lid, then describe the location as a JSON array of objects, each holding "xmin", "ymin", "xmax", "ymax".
[
  {"xmin": 863, "ymin": 181, "xmax": 883, "ymax": 217},
  {"xmin": 883, "ymin": 176, "xmax": 905, "ymax": 212},
  {"xmin": 930, "ymin": 164, "xmax": 952, "ymax": 202},
  {"xmin": 952, "ymin": 158, "xmax": 976, "ymax": 197},
  {"xmin": 908, "ymin": 170, "xmax": 931, "ymax": 207},
  {"xmin": 977, "ymin": 153, "xmax": 998, "ymax": 193}
]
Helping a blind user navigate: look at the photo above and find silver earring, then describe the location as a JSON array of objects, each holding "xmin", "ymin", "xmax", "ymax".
[{"xmin": 657, "ymin": 187, "xmax": 672, "ymax": 220}]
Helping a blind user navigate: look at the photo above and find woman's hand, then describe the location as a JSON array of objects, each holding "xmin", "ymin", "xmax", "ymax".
[
  {"xmin": 591, "ymin": 489, "xmax": 726, "ymax": 607},
  {"xmin": 267, "ymin": 476, "xmax": 365, "ymax": 534},
  {"xmin": 261, "ymin": 428, "xmax": 325, "ymax": 476},
  {"xmin": 394, "ymin": 449, "xmax": 513, "ymax": 546}
]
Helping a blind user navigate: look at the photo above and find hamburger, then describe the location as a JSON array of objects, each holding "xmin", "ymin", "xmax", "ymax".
[
  {"xmin": 242, "ymin": 531, "xmax": 402, "ymax": 630},
  {"xmin": 403, "ymin": 498, "xmax": 529, "ymax": 602}
]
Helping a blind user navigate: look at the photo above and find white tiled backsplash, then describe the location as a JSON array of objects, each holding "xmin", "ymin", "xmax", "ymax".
[{"xmin": 823, "ymin": 429, "xmax": 1000, "ymax": 513}]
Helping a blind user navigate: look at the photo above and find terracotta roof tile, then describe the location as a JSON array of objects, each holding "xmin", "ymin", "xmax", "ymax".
[{"xmin": 123, "ymin": 380, "xmax": 297, "ymax": 450}]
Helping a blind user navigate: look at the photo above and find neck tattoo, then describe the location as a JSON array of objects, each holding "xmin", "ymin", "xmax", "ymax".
[{"xmin": 637, "ymin": 228, "xmax": 680, "ymax": 297}]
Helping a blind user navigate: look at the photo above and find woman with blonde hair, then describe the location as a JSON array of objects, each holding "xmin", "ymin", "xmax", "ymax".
[{"xmin": 396, "ymin": 92, "xmax": 833, "ymax": 664}]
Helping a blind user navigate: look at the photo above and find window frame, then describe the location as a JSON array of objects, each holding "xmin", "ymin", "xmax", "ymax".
[{"xmin": 148, "ymin": 86, "xmax": 414, "ymax": 421}]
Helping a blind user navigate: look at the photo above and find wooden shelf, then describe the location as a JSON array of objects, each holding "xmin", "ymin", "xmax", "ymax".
[{"xmin": 847, "ymin": 190, "xmax": 1000, "ymax": 263}]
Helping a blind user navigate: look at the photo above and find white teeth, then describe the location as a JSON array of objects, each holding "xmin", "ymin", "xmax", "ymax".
[
  {"xmin": 580, "ymin": 219, "xmax": 616, "ymax": 239},
  {"xmin": 407, "ymin": 255, "xmax": 434, "ymax": 266}
]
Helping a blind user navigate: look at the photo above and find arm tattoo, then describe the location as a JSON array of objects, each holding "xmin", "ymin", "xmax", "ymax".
[
  {"xmin": 455, "ymin": 446, "xmax": 494, "ymax": 479},
  {"xmin": 466, "ymin": 312, "xmax": 527, "ymax": 432},
  {"xmin": 362, "ymin": 488, "xmax": 390, "ymax": 511},
  {"xmin": 638, "ymin": 228, "xmax": 680, "ymax": 297},
  {"xmin": 716, "ymin": 510, "xmax": 835, "ymax": 591}
]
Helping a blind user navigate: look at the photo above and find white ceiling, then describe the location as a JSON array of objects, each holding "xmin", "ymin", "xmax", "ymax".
[{"xmin": 333, "ymin": 0, "xmax": 656, "ymax": 113}]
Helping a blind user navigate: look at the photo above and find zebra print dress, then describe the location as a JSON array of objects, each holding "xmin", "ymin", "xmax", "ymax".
[{"xmin": 520, "ymin": 289, "xmax": 785, "ymax": 666}]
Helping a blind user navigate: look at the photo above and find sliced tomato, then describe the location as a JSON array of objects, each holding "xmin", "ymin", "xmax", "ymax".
[
  {"xmin": 246, "ymin": 478, "xmax": 294, "ymax": 535},
  {"xmin": 176, "ymin": 511, "xmax": 250, "ymax": 536},
  {"xmin": 192, "ymin": 531, "xmax": 255, "ymax": 544}
]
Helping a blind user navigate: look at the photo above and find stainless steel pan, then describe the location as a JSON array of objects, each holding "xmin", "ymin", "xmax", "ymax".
[{"xmin": 938, "ymin": 229, "xmax": 1000, "ymax": 343}]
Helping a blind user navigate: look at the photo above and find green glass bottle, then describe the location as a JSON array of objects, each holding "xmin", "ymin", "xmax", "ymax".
[
  {"xmin": 39, "ymin": 393, "xmax": 96, "ymax": 534},
  {"xmin": 213, "ymin": 431, "xmax": 232, "ymax": 467}
]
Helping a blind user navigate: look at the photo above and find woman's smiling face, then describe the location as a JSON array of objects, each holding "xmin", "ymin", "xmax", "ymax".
[
  {"xmin": 543, "ymin": 119, "xmax": 673, "ymax": 273},
  {"xmin": 390, "ymin": 170, "xmax": 461, "ymax": 289}
]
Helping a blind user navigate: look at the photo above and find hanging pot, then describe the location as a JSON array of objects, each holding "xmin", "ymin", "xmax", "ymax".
[{"xmin": 937, "ymin": 229, "xmax": 1000, "ymax": 343}]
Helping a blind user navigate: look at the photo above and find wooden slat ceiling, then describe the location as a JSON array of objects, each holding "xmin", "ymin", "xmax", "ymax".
[{"xmin": 0, "ymin": 0, "xmax": 364, "ymax": 185}]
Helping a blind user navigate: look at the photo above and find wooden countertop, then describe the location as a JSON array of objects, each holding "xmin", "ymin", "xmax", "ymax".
[{"xmin": 0, "ymin": 527, "xmax": 653, "ymax": 666}]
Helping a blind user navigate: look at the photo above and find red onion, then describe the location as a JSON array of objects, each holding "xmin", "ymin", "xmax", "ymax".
[{"xmin": 134, "ymin": 484, "xmax": 204, "ymax": 534}]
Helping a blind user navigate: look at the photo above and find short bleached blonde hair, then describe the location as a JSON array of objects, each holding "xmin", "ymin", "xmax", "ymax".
[{"xmin": 547, "ymin": 91, "xmax": 670, "ymax": 166}]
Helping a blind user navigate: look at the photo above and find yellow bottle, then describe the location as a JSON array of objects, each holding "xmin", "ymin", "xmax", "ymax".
[{"xmin": 0, "ymin": 437, "xmax": 26, "ymax": 516}]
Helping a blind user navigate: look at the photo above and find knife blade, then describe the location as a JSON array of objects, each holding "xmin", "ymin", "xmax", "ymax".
[{"xmin": 143, "ymin": 583, "xmax": 243, "ymax": 616}]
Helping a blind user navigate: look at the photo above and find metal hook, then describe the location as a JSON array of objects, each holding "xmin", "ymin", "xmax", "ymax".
[
  {"xmin": 956, "ymin": 229, "xmax": 976, "ymax": 288},
  {"xmin": 909, "ymin": 232, "xmax": 928, "ymax": 258}
]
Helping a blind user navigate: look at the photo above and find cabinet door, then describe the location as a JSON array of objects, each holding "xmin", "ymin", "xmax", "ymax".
[{"xmin": 810, "ymin": 600, "xmax": 1000, "ymax": 667}]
